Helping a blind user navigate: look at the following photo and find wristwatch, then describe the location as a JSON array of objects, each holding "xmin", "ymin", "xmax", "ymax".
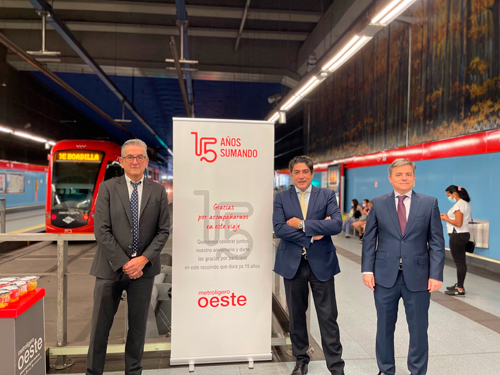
[{"xmin": 298, "ymin": 220, "xmax": 304, "ymax": 230}]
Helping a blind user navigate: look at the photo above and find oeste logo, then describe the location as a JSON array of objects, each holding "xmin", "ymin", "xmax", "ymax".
[{"xmin": 198, "ymin": 292, "xmax": 247, "ymax": 308}]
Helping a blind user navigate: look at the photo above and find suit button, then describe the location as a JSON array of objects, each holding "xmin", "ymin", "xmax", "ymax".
[
  {"xmin": 128, "ymin": 245, "xmax": 132, "ymax": 248},
  {"xmin": 401, "ymin": 240, "xmax": 405, "ymax": 243}
]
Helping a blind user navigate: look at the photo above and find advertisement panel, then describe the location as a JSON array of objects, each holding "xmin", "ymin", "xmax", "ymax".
[
  {"xmin": 171, "ymin": 118, "xmax": 274, "ymax": 366},
  {"xmin": 7, "ymin": 173, "xmax": 25, "ymax": 194},
  {"xmin": 0, "ymin": 173, "xmax": 5, "ymax": 193}
]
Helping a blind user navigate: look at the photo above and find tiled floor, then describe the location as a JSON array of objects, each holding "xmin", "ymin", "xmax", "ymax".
[{"xmin": 62, "ymin": 234, "xmax": 500, "ymax": 375}]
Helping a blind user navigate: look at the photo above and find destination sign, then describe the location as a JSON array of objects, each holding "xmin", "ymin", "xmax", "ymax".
[{"xmin": 55, "ymin": 151, "xmax": 103, "ymax": 162}]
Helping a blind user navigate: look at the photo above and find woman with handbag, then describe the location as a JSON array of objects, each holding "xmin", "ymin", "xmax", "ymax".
[
  {"xmin": 342, "ymin": 199, "xmax": 362, "ymax": 238},
  {"xmin": 440, "ymin": 185, "xmax": 471, "ymax": 296}
]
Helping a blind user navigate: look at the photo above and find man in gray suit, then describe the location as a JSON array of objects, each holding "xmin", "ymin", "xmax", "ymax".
[
  {"xmin": 86, "ymin": 139, "xmax": 170, "ymax": 375},
  {"xmin": 361, "ymin": 158, "xmax": 445, "ymax": 375}
]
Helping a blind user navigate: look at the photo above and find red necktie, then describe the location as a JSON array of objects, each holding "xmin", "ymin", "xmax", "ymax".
[{"xmin": 397, "ymin": 195, "xmax": 407, "ymax": 234}]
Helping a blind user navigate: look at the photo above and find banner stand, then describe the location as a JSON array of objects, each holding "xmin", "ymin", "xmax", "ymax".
[{"xmin": 171, "ymin": 118, "xmax": 274, "ymax": 368}]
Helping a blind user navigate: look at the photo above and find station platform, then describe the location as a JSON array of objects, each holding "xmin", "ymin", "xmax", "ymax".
[
  {"xmin": 3, "ymin": 204, "xmax": 45, "ymax": 233},
  {"xmin": 40, "ymin": 234, "xmax": 500, "ymax": 375}
]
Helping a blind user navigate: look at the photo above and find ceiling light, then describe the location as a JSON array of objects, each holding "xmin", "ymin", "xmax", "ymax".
[
  {"xmin": 328, "ymin": 36, "xmax": 371, "ymax": 72},
  {"xmin": 269, "ymin": 112, "xmax": 279, "ymax": 122},
  {"xmin": 322, "ymin": 36, "xmax": 361, "ymax": 71},
  {"xmin": 371, "ymin": 0, "xmax": 416, "ymax": 26},
  {"xmin": 296, "ymin": 77, "xmax": 321, "ymax": 98},
  {"xmin": 280, "ymin": 95, "xmax": 302, "ymax": 111},
  {"xmin": 371, "ymin": 0, "xmax": 401, "ymax": 24},
  {"xmin": 14, "ymin": 131, "xmax": 48, "ymax": 143},
  {"xmin": 379, "ymin": 0, "xmax": 415, "ymax": 25},
  {"xmin": 0, "ymin": 126, "xmax": 13, "ymax": 133},
  {"xmin": 48, "ymin": 141, "xmax": 56, "ymax": 146}
]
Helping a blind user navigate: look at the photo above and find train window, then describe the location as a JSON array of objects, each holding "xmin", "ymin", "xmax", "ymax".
[
  {"xmin": 51, "ymin": 152, "xmax": 103, "ymax": 210},
  {"xmin": 104, "ymin": 161, "xmax": 124, "ymax": 181}
]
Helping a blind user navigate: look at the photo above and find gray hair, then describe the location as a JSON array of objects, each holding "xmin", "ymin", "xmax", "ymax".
[
  {"xmin": 388, "ymin": 158, "xmax": 416, "ymax": 176},
  {"xmin": 121, "ymin": 139, "xmax": 148, "ymax": 158},
  {"xmin": 289, "ymin": 155, "xmax": 314, "ymax": 173}
]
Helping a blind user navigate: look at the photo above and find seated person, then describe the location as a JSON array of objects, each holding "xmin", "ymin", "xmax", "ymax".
[
  {"xmin": 353, "ymin": 200, "xmax": 372, "ymax": 242},
  {"xmin": 342, "ymin": 199, "xmax": 362, "ymax": 238}
]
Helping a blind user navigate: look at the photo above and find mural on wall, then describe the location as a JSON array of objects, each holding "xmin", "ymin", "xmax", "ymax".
[{"xmin": 308, "ymin": 0, "xmax": 500, "ymax": 162}]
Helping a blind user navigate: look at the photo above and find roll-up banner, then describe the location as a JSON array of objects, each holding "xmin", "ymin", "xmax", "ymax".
[{"xmin": 171, "ymin": 118, "xmax": 274, "ymax": 366}]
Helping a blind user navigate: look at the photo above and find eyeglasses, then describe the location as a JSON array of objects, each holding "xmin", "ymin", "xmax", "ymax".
[{"xmin": 123, "ymin": 155, "xmax": 147, "ymax": 162}]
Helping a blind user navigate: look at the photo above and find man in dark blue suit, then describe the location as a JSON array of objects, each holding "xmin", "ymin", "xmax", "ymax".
[
  {"xmin": 361, "ymin": 158, "xmax": 445, "ymax": 375},
  {"xmin": 273, "ymin": 155, "xmax": 345, "ymax": 375}
]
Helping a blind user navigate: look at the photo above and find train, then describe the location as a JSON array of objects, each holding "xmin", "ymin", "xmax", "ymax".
[{"xmin": 45, "ymin": 140, "xmax": 170, "ymax": 234}]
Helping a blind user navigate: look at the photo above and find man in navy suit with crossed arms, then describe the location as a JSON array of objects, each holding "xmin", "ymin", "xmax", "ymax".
[
  {"xmin": 362, "ymin": 158, "xmax": 445, "ymax": 375},
  {"xmin": 273, "ymin": 155, "xmax": 345, "ymax": 375}
]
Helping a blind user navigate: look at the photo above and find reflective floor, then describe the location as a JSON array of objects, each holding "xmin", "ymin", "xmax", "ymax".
[{"xmin": 60, "ymin": 234, "xmax": 500, "ymax": 374}]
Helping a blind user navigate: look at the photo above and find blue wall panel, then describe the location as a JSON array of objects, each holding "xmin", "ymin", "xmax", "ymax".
[
  {"xmin": 0, "ymin": 170, "xmax": 47, "ymax": 208},
  {"xmin": 345, "ymin": 153, "xmax": 500, "ymax": 260}
]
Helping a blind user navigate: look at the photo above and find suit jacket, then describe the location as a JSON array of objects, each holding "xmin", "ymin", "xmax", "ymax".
[
  {"xmin": 273, "ymin": 186, "xmax": 343, "ymax": 282},
  {"xmin": 90, "ymin": 175, "xmax": 170, "ymax": 279},
  {"xmin": 361, "ymin": 191, "xmax": 445, "ymax": 292}
]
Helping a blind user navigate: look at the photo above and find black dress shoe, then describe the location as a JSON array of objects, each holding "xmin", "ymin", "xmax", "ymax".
[{"xmin": 291, "ymin": 361, "xmax": 308, "ymax": 375}]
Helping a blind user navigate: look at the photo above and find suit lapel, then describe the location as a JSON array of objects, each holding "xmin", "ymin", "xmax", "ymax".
[
  {"xmin": 140, "ymin": 178, "xmax": 152, "ymax": 217},
  {"xmin": 385, "ymin": 192, "xmax": 402, "ymax": 237},
  {"xmin": 116, "ymin": 176, "xmax": 133, "ymax": 226},
  {"xmin": 306, "ymin": 186, "xmax": 319, "ymax": 219},
  {"xmin": 403, "ymin": 191, "xmax": 421, "ymax": 238},
  {"xmin": 289, "ymin": 187, "xmax": 304, "ymax": 219}
]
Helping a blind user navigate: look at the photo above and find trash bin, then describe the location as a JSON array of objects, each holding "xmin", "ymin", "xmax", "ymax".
[{"xmin": 0, "ymin": 289, "xmax": 46, "ymax": 375}]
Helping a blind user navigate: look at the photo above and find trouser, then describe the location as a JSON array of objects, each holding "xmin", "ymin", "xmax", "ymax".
[
  {"xmin": 284, "ymin": 257, "xmax": 345, "ymax": 375},
  {"xmin": 374, "ymin": 271, "xmax": 430, "ymax": 375},
  {"xmin": 86, "ymin": 274, "xmax": 154, "ymax": 375},
  {"xmin": 449, "ymin": 231, "xmax": 470, "ymax": 289},
  {"xmin": 342, "ymin": 217, "xmax": 357, "ymax": 234}
]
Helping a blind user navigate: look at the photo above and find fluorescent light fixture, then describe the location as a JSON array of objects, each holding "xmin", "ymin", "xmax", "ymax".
[
  {"xmin": 322, "ymin": 36, "xmax": 361, "ymax": 71},
  {"xmin": 371, "ymin": 0, "xmax": 401, "ymax": 23},
  {"xmin": 328, "ymin": 36, "xmax": 371, "ymax": 72},
  {"xmin": 269, "ymin": 112, "xmax": 279, "ymax": 122},
  {"xmin": 0, "ymin": 126, "xmax": 13, "ymax": 133},
  {"xmin": 296, "ymin": 77, "xmax": 320, "ymax": 97},
  {"xmin": 48, "ymin": 141, "xmax": 56, "ymax": 146},
  {"xmin": 379, "ymin": 0, "xmax": 415, "ymax": 25},
  {"xmin": 371, "ymin": 0, "xmax": 416, "ymax": 25},
  {"xmin": 14, "ymin": 131, "xmax": 48, "ymax": 143},
  {"xmin": 280, "ymin": 95, "xmax": 301, "ymax": 111}
]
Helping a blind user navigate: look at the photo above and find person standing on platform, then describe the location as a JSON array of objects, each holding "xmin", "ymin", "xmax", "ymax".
[
  {"xmin": 273, "ymin": 155, "xmax": 345, "ymax": 375},
  {"xmin": 440, "ymin": 185, "xmax": 472, "ymax": 296},
  {"xmin": 361, "ymin": 158, "xmax": 445, "ymax": 375},
  {"xmin": 86, "ymin": 139, "xmax": 170, "ymax": 375}
]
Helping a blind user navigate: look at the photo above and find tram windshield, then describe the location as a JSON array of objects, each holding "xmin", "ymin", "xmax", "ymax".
[{"xmin": 51, "ymin": 151, "xmax": 104, "ymax": 211}]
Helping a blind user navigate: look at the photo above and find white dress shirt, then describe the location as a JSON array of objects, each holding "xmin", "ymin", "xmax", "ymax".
[{"xmin": 124, "ymin": 174, "xmax": 144, "ymax": 221}]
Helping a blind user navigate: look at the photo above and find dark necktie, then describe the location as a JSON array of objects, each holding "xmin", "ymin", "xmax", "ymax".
[
  {"xmin": 130, "ymin": 181, "xmax": 141, "ymax": 257},
  {"xmin": 397, "ymin": 195, "xmax": 407, "ymax": 234}
]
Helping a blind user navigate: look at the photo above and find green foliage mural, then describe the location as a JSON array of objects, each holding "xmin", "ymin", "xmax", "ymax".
[{"xmin": 308, "ymin": 0, "xmax": 500, "ymax": 162}]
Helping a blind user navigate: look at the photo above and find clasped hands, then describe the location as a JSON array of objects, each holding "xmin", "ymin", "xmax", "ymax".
[
  {"xmin": 362, "ymin": 274, "xmax": 442, "ymax": 293},
  {"xmin": 286, "ymin": 216, "xmax": 331, "ymax": 241},
  {"xmin": 122, "ymin": 255, "xmax": 149, "ymax": 279}
]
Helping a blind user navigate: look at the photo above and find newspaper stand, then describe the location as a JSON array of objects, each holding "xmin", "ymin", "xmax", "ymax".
[{"xmin": 0, "ymin": 289, "xmax": 46, "ymax": 375}]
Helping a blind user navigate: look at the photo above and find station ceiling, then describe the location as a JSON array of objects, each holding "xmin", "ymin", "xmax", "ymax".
[{"xmin": 0, "ymin": 0, "xmax": 374, "ymax": 159}]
